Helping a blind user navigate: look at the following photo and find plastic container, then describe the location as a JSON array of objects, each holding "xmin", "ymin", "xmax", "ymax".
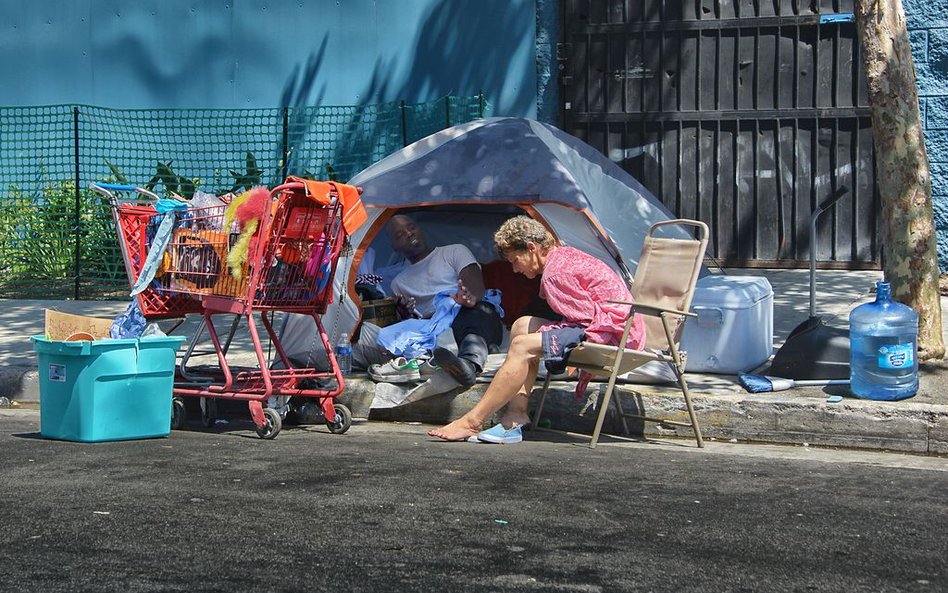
[
  {"xmin": 679, "ymin": 275, "xmax": 774, "ymax": 373},
  {"xmin": 849, "ymin": 281, "xmax": 919, "ymax": 401},
  {"xmin": 31, "ymin": 335, "xmax": 186, "ymax": 442},
  {"xmin": 335, "ymin": 332, "xmax": 352, "ymax": 375}
]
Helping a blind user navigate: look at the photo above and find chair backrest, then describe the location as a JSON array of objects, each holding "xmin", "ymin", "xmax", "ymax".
[{"xmin": 630, "ymin": 219, "xmax": 709, "ymax": 350}]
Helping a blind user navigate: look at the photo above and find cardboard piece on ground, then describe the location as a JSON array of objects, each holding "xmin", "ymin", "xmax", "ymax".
[{"xmin": 45, "ymin": 309, "xmax": 114, "ymax": 341}]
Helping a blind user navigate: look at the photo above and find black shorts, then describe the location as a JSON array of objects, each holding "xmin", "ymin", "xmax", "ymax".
[{"xmin": 541, "ymin": 326, "xmax": 586, "ymax": 374}]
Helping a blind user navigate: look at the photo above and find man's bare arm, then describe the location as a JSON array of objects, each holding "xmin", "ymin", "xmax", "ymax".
[{"xmin": 456, "ymin": 263, "xmax": 486, "ymax": 307}]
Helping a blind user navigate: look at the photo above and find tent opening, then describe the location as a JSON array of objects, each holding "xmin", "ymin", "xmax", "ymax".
[{"xmin": 353, "ymin": 202, "xmax": 559, "ymax": 334}]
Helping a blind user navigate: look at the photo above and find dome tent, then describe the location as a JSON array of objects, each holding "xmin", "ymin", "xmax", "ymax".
[{"xmin": 280, "ymin": 117, "xmax": 697, "ymax": 358}]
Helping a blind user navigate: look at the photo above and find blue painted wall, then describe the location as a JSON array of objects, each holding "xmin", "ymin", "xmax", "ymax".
[
  {"xmin": 905, "ymin": 0, "xmax": 948, "ymax": 271},
  {"xmin": 0, "ymin": 0, "xmax": 537, "ymax": 117}
]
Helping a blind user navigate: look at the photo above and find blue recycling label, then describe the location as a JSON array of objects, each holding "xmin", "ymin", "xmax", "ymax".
[
  {"xmin": 878, "ymin": 343, "xmax": 914, "ymax": 369},
  {"xmin": 48, "ymin": 364, "xmax": 66, "ymax": 382}
]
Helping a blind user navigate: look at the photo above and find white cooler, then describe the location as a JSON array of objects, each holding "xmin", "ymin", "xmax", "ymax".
[{"xmin": 680, "ymin": 275, "xmax": 773, "ymax": 374}]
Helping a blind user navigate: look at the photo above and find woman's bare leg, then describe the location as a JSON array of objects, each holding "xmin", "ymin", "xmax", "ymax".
[
  {"xmin": 497, "ymin": 316, "xmax": 550, "ymax": 428},
  {"xmin": 427, "ymin": 320, "xmax": 546, "ymax": 441}
]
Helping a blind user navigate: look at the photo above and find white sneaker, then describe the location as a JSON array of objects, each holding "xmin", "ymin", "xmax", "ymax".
[{"xmin": 368, "ymin": 357, "xmax": 422, "ymax": 383}]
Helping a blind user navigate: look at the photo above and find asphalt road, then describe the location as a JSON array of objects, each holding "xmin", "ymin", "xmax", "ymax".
[{"xmin": 1, "ymin": 407, "xmax": 946, "ymax": 593}]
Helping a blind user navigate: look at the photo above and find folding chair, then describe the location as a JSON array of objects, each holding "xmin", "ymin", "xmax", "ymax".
[{"xmin": 533, "ymin": 219, "xmax": 709, "ymax": 448}]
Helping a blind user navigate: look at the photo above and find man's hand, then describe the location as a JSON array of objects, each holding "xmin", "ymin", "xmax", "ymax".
[
  {"xmin": 453, "ymin": 279, "xmax": 476, "ymax": 308},
  {"xmin": 394, "ymin": 294, "xmax": 421, "ymax": 319}
]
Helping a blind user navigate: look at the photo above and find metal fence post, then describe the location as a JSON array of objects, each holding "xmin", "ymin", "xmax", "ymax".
[
  {"xmin": 478, "ymin": 90, "xmax": 485, "ymax": 118},
  {"xmin": 73, "ymin": 106, "xmax": 81, "ymax": 300},
  {"xmin": 400, "ymin": 100, "xmax": 409, "ymax": 147},
  {"xmin": 281, "ymin": 107, "xmax": 289, "ymax": 182},
  {"xmin": 445, "ymin": 95, "xmax": 451, "ymax": 128}
]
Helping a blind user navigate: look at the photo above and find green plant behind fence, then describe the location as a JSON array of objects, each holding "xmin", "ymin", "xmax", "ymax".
[{"xmin": 0, "ymin": 95, "xmax": 486, "ymax": 299}]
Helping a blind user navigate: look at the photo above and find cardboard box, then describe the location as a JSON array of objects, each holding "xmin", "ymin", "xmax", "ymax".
[
  {"xmin": 362, "ymin": 298, "xmax": 398, "ymax": 327},
  {"xmin": 44, "ymin": 310, "xmax": 114, "ymax": 341}
]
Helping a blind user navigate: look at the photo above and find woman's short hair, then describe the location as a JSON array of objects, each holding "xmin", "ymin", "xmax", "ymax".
[{"xmin": 494, "ymin": 216, "xmax": 555, "ymax": 254}]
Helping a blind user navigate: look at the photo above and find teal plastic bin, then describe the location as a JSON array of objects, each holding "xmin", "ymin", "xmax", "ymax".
[{"xmin": 30, "ymin": 335, "xmax": 186, "ymax": 442}]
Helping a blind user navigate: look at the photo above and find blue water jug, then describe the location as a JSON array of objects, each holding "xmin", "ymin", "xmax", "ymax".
[{"xmin": 849, "ymin": 281, "xmax": 919, "ymax": 400}]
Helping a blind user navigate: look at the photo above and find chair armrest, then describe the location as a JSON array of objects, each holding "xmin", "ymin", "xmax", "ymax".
[{"xmin": 606, "ymin": 299, "xmax": 697, "ymax": 319}]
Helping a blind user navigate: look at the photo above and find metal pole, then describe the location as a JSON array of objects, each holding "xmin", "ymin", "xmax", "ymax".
[
  {"xmin": 281, "ymin": 107, "xmax": 289, "ymax": 181},
  {"xmin": 400, "ymin": 100, "xmax": 408, "ymax": 147},
  {"xmin": 478, "ymin": 90, "xmax": 485, "ymax": 118},
  {"xmin": 445, "ymin": 95, "xmax": 451, "ymax": 127},
  {"xmin": 73, "ymin": 106, "xmax": 81, "ymax": 300}
]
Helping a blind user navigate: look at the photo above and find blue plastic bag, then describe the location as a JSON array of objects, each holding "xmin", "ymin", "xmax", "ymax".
[{"xmin": 110, "ymin": 300, "xmax": 147, "ymax": 339}]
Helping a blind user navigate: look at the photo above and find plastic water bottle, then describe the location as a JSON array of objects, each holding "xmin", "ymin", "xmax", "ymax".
[
  {"xmin": 849, "ymin": 281, "xmax": 918, "ymax": 400},
  {"xmin": 335, "ymin": 332, "xmax": 352, "ymax": 376}
]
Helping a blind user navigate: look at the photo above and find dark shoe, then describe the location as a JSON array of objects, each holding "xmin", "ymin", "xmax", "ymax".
[
  {"xmin": 418, "ymin": 358, "xmax": 440, "ymax": 377},
  {"xmin": 433, "ymin": 347, "xmax": 478, "ymax": 387}
]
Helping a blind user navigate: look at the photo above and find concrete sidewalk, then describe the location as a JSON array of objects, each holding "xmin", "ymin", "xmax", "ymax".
[{"xmin": 3, "ymin": 269, "xmax": 947, "ymax": 455}]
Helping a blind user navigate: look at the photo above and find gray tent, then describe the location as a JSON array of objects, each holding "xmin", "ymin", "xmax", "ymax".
[{"xmin": 281, "ymin": 117, "xmax": 693, "ymax": 356}]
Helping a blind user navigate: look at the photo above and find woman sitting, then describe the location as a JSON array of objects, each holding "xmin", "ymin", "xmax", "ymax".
[{"xmin": 428, "ymin": 216, "xmax": 646, "ymax": 443}]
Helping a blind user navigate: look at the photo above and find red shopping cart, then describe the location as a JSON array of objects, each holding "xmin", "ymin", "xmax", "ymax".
[
  {"xmin": 98, "ymin": 181, "xmax": 356, "ymax": 439},
  {"xmin": 94, "ymin": 183, "xmax": 203, "ymax": 321}
]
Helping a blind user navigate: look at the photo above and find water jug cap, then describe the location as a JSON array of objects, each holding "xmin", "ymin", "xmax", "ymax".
[{"xmin": 875, "ymin": 280, "xmax": 890, "ymax": 295}]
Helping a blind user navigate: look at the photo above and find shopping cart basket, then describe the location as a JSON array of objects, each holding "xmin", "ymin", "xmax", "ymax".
[
  {"xmin": 94, "ymin": 183, "xmax": 204, "ymax": 320},
  {"xmin": 126, "ymin": 181, "xmax": 354, "ymax": 439}
]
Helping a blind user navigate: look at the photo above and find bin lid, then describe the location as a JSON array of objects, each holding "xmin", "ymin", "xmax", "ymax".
[
  {"xmin": 691, "ymin": 275, "xmax": 773, "ymax": 309},
  {"xmin": 31, "ymin": 334, "xmax": 186, "ymax": 356}
]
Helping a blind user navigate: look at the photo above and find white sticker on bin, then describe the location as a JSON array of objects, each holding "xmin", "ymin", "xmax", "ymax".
[{"xmin": 48, "ymin": 364, "xmax": 66, "ymax": 383}]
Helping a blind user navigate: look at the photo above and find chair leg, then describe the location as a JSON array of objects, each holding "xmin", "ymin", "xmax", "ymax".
[
  {"xmin": 677, "ymin": 373, "xmax": 704, "ymax": 448},
  {"xmin": 667, "ymin": 347, "xmax": 703, "ymax": 448},
  {"xmin": 660, "ymin": 312, "xmax": 703, "ymax": 448},
  {"xmin": 590, "ymin": 322, "xmax": 635, "ymax": 448},
  {"xmin": 589, "ymin": 383, "xmax": 614, "ymax": 449},
  {"xmin": 533, "ymin": 374, "xmax": 552, "ymax": 428}
]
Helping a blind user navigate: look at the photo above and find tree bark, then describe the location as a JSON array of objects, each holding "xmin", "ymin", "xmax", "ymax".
[{"xmin": 854, "ymin": 0, "xmax": 945, "ymax": 360}]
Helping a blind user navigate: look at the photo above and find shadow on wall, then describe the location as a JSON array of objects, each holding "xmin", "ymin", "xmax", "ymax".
[
  {"xmin": 278, "ymin": 0, "xmax": 535, "ymax": 179},
  {"xmin": 280, "ymin": 36, "xmax": 329, "ymax": 114},
  {"xmin": 279, "ymin": 34, "xmax": 331, "ymax": 177}
]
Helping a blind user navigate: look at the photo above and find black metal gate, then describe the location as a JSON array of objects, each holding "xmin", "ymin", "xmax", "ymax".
[{"xmin": 559, "ymin": 0, "xmax": 880, "ymax": 269}]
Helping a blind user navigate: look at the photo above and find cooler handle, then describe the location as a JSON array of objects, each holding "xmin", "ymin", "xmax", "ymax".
[{"xmin": 691, "ymin": 306, "xmax": 723, "ymax": 329}]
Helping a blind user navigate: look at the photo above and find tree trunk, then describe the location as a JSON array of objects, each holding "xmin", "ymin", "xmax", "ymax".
[{"xmin": 854, "ymin": 0, "xmax": 945, "ymax": 360}]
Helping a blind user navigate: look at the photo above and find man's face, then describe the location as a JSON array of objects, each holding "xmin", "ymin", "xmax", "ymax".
[{"xmin": 387, "ymin": 217, "xmax": 428, "ymax": 260}]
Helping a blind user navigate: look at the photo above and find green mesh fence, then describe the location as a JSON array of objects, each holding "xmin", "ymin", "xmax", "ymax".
[{"xmin": 0, "ymin": 95, "xmax": 487, "ymax": 299}]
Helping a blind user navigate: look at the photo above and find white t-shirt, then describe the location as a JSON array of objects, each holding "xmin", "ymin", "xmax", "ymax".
[{"xmin": 389, "ymin": 244, "xmax": 478, "ymax": 317}]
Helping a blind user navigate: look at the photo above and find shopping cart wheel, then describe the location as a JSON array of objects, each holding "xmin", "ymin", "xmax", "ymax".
[
  {"xmin": 171, "ymin": 398, "xmax": 187, "ymax": 430},
  {"xmin": 201, "ymin": 397, "xmax": 218, "ymax": 428},
  {"xmin": 326, "ymin": 403, "xmax": 352, "ymax": 434},
  {"xmin": 255, "ymin": 408, "xmax": 282, "ymax": 440}
]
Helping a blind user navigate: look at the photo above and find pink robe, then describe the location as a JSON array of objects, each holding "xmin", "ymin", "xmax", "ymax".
[
  {"xmin": 539, "ymin": 246, "xmax": 646, "ymax": 399},
  {"xmin": 539, "ymin": 246, "xmax": 646, "ymax": 349}
]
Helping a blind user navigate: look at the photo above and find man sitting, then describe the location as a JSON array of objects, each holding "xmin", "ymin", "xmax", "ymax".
[{"xmin": 363, "ymin": 214, "xmax": 503, "ymax": 386}]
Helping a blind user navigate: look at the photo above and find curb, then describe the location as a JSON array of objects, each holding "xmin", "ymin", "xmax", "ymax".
[
  {"xmin": 338, "ymin": 376, "xmax": 948, "ymax": 456},
  {"xmin": 7, "ymin": 366, "xmax": 947, "ymax": 456}
]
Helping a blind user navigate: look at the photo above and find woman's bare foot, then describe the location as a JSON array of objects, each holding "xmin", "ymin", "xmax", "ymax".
[{"xmin": 428, "ymin": 417, "xmax": 482, "ymax": 441}]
